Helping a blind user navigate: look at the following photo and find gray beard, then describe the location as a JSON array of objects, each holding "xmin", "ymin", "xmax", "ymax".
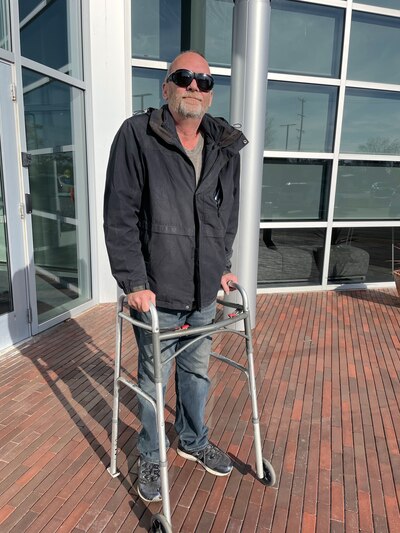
[{"xmin": 178, "ymin": 100, "xmax": 204, "ymax": 119}]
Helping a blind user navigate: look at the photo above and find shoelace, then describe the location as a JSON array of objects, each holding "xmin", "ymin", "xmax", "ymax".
[
  {"xmin": 203, "ymin": 444, "xmax": 220, "ymax": 461},
  {"xmin": 141, "ymin": 462, "xmax": 160, "ymax": 482}
]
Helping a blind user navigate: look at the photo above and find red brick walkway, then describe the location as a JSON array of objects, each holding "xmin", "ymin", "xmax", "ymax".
[{"xmin": 1, "ymin": 289, "xmax": 400, "ymax": 532}]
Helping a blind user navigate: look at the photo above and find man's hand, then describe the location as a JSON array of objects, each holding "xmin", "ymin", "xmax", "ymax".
[
  {"xmin": 127, "ymin": 290, "xmax": 156, "ymax": 312},
  {"xmin": 221, "ymin": 272, "xmax": 238, "ymax": 294}
]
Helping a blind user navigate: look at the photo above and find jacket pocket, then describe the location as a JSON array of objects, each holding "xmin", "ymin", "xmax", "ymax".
[
  {"xmin": 144, "ymin": 232, "xmax": 196, "ymax": 298},
  {"xmin": 202, "ymin": 188, "xmax": 227, "ymax": 237}
]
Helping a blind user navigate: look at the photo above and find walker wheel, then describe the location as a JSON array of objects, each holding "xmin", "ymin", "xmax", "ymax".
[
  {"xmin": 261, "ymin": 458, "xmax": 276, "ymax": 487},
  {"xmin": 151, "ymin": 513, "xmax": 172, "ymax": 533}
]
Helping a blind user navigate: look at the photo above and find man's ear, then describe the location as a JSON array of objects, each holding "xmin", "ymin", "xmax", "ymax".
[{"xmin": 162, "ymin": 82, "xmax": 168, "ymax": 101}]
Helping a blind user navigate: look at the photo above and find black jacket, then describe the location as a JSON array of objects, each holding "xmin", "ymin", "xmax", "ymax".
[{"xmin": 104, "ymin": 105, "xmax": 247, "ymax": 310}]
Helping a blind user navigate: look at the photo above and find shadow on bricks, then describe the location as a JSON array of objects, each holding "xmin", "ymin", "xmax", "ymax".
[{"xmin": 15, "ymin": 309, "xmax": 178, "ymax": 528}]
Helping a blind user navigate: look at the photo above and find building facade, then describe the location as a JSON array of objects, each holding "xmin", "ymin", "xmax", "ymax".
[{"xmin": 0, "ymin": 0, "xmax": 399, "ymax": 351}]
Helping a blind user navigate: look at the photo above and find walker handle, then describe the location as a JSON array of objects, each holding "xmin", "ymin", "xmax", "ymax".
[
  {"xmin": 148, "ymin": 301, "xmax": 160, "ymax": 332},
  {"xmin": 224, "ymin": 282, "xmax": 250, "ymax": 313}
]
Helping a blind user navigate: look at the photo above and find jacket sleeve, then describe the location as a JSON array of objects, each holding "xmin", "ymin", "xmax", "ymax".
[
  {"xmin": 103, "ymin": 119, "xmax": 149, "ymax": 294},
  {"xmin": 223, "ymin": 153, "xmax": 241, "ymax": 273}
]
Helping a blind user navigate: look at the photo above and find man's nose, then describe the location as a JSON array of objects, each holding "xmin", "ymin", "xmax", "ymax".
[{"xmin": 187, "ymin": 78, "xmax": 199, "ymax": 91}]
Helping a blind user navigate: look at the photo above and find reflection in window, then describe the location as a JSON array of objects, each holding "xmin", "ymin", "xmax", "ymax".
[
  {"xmin": 341, "ymin": 89, "xmax": 400, "ymax": 155},
  {"xmin": 0, "ymin": 0, "xmax": 11, "ymax": 51},
  {"xmin": 348, "ymin": 12, "xmax": 400, "ymax": 85},
  {"xmin": 19, "ymin": 0, "xmax": 83, "ymax": 79},
  {"xmin": 132, "ymin": 68, "xmax": 231, "ymax": 120},
  {"xmin": 356, "ymin": 0, "xmax": 400, "ymax": 9},
  {"xmin": 204, "ymin": 0, "xmax": 233, "ymax": 67},
  {"xmin": 209, "ymin": 75, "xmax": 230, "ymax": 120},
  {"xmin": 131, "ymin": 0, "xmax": 180, "ymax": 62},
  {"xmin": 335, "ymin": 161, "xmax": 400, "ymax": 220},
  {"xmin": 261, "ymin": 159, "xmax": 331, "ymax": 221},
  {"xmin": 269, "ymin": 0, "xmax": 344, "ymax": 78},
  {"xmin": 0, "ymin": 142, "xmax": 12, "ymax": 314},
  {"xmin": 328, "ymin": 227, "xmax": 400, "ymax": 284},
  {"xmin": 22, "ymin": 68, "xmax": 91, "ymax": 323},
  {"xmin": 266, "ymin": 82, "xmax": 337, "ymax": 152},
  {"xmin": 258, "ymin": 228, "xmax": 324, "ymax": 286},
  {"xmin": 132, "ymin": 67, "xmax": 165, "ymax": 112}
]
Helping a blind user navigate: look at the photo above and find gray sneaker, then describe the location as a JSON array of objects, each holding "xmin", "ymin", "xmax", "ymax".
[
  {"xmin": 137, "ymin": 457, "xmax": 162, "ymax": 502},
  {"xmin": 177, "ymin": 443, "xmax": 233, "ymax": 476}
]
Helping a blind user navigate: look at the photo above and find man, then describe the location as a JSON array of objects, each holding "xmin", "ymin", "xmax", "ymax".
[{"xmin": 104, "ymin": 51, "xmax": 247, "ymax": 502}]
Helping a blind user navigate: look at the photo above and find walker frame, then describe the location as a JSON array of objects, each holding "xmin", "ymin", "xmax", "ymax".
[{"xmin": 107, "ymin": 283, "xmax": 275, "ymax": 533}]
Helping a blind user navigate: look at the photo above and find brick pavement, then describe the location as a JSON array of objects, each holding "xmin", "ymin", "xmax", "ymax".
[{"xmin": 0, "ymin": 289, "xmax": 400, "ymax": 532}]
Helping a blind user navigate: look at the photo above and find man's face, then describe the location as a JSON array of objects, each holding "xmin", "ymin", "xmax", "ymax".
[{"xmin": 162, "ymin": 53, "xmax": 213, "ymax": 120}]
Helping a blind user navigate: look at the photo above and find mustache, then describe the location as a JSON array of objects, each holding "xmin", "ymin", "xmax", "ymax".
[{"xmin": 183, "ymin": 94, "xmax": 202, "ymax": 100}]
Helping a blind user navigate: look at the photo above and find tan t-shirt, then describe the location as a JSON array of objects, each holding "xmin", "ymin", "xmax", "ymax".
[{"xmin": 184, "ymin": 133, "xmax": 204, "ymax": 185}]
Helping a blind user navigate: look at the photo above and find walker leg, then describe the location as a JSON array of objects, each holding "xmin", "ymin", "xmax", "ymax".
[
  {"xmin": 108, "ymin": 382, "xmax": 121, "ymax": 478},
  {"xmin": 151, "ymin": 322, "xmax": 172, "ymax": 526},
  {"xmin": 243, "ymin": 314, "xmax": 276, "ymax": 485},
  {"xmin": 108, "ymin": 305, "xmax": 124, "ymax": 478},
  {"xmin": 155, "ymin": 381, "xmax": 171, "ymax": 524}
]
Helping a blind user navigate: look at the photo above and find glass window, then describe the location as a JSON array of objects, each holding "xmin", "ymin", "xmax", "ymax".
[
  {"xmin": 19, "ymin": 0, "xmax": 83, "ymax": 79},
  {"xmin": 355, "ymin": 1, "xmax": 400, "ymax": 9},
  {"xmin": 328, "ymin": 227, "xmax": 400, "ymax": 284},
  {"xmin": 258, "ymin": 228, "xmax": 325, "ymax": 286},
  {"xmin": 131, "ymin": 0, "xmax": 181, "ymax": 62},
  {"xmin": 266, "ymin": 82, "xmax": 337, "ymax": 152},
  {"xmin": 132, "ymin": 67, "xmax": 231, "ymax": 120},
  {"xmin": 0, "ymin": 141, "xmax": 12, "ymax": 314},
  {"xmin": 341, "ymin": 89, "xmax": 400, "ymax": 155},
  {"xmin": 181, "ymin": 0, "xmax": 233, "ymax": 67},
  {"xmin": 261, "ymin": 159, "xmax": 331, "ymax": 221},
  {"xmin": 0, "ymin": 0, "xmax": 11, "ymax": 51},
  {"xmin": 204, "ymin": 0, "xmax": 233, "ymax": 67},
  {"xmin": 208, "ymin": 75, "xmax": 230, "ymax": 119},
  {"xmin": 348, "ymin": 12, "xmax": 400, "ymax": 85},
  {"xmin": 335, "ymin": 161, "xmax": 400, "ymax": 220},
  {"xmin": 22, "ymin": 68, "xmax": 91, "ymax": 323},
  {"xmin": 132, "ymin": 67, "xmax": 165, "ymax": 112},
  {"xmin": 269, "ymin": 0, "xmax": 344, "ymax": 78}
]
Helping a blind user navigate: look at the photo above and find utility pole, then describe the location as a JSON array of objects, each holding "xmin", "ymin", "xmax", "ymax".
[
  {"xmin": 280, "ymin": 123, "xmax": 296, "ymax": 150},
  {"xmin": 297, "ymin": 97, "xmax": 306, "ymax": 151}
]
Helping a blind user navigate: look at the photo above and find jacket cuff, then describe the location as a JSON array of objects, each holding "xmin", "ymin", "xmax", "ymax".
[
  {"xmin": 128, "ymin": 284, "xmax": 149, "ymax": 294},
  {"xmin": 119, "ymin": 280, "xmax": 150, "ymax": 294}
]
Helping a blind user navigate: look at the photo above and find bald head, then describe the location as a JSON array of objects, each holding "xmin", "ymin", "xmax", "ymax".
[
  {"xmin": 162, "ymin": 51, "xmax": 213, "ymax": 121},
  {"xmin": 167, "ymin": 51, "xmax": 209, "ymax": 78}
]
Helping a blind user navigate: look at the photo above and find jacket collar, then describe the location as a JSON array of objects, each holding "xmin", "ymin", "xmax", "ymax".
[{"xmin": 148, "ymin": 105, "xmax": 247, "ymax": 154}]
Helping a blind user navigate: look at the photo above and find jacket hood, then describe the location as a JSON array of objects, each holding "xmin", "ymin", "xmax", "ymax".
[{"xmin": 148, "ymin": 105, "xmax": 247, "ymax": 154}]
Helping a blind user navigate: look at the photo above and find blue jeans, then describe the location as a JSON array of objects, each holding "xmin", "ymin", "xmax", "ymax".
[{"xmin": 131, "ymin": 301, "xmax": 217, "ymax": 463}]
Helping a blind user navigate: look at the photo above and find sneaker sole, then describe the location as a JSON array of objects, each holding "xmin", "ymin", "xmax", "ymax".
[
  {"xmin": 177, "ymin": 447, "xmax": 232, "ymax": 477},
  {"xmin": 137, "ymin": 485, "xmax": 162, "ymax": 503}
]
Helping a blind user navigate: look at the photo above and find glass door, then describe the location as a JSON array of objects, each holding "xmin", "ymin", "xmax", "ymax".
[
  {"xmin": 22, "ymin": 69, "xmax": 91, "ymax": 326},
  {"xmin": 0, "ymin": 61, "xmax": 30, "ymax": 349}
]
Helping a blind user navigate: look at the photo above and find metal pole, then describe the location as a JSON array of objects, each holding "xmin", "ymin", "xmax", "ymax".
[
  {"xmin": 229, "ymin": 0, "xmax": 271, "ymax": 328},
  {"xmin": 149, "ymin": 304, "xmax": 171, "ymax": 525},
  {"xmin": 108, "ymin": 295, "xmax": 125, "ymax": 477}
]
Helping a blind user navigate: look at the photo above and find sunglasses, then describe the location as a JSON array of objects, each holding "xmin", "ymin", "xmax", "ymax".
[{"xmin": 166, "ymin": 69, "xmax": 214, "ymax": 93}]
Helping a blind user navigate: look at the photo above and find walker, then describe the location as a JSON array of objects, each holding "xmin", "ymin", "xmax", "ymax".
[{"xmin": 107, "ymin": 283, "xmax": 276, "ymax": 533}]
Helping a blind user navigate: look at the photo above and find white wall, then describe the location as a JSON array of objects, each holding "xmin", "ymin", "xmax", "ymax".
[{"xmin": 85, "ymin": 0, "xmax": 131, "ymax": 302}]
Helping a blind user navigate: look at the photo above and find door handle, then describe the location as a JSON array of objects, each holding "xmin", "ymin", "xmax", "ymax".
[{"xmin": 25, "ymin": 193, "xmax": 32, "ymax": 214}]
